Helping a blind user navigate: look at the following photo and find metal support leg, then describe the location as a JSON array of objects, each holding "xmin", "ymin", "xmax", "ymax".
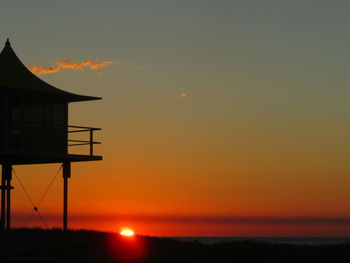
[
  {"xmin": 63, "ymin": 162, "xmax": 71, "ymax": 232},
  {"xmin": 6, "ymin": 183, "xmax": 11, "ymax": 230},
  {"xmin": 1, "ymin": 165, "xmax": 5, "ymax": 231},
  {"xmin": 4, "ymin": 164, "xmax": 12, "ymax": 231}
]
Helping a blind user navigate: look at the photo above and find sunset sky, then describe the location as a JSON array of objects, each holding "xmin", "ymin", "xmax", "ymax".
[{"xmin": 1, "ymin": 1, "xmax": 350, "ymax": 236}]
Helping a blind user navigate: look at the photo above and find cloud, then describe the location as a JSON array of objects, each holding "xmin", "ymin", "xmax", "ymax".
[
  {"xmin": 55, "ymin": 60, "xmax": 82, "ymax": 69},
  {"xmin": 180, "ymin": 92, "xmax": 188, "ymax": 98},
  {"xmin": 56, "ymin": 60, "xmax": 116, "ymax": 70},
  {"xmin": 12, "ymin": 213, "xmax": 350, "ymax": 226},
  {"xmin": 136, "ymin": 66, "xmax": 146, "ymax": 71},
  {"xmin": 111, "ymin": 215, "xmax": 350, "ymax": 226},
  {"xmin": 28, "ymin": 66, "xmax": 60, "ymax": 75},
  {"xmin": 89, "ymin": 61, "xmax": 115, "ymax": 69},
  {"xmin": 29, "ymin": 59, "xmax": 118, "ymax": 75}
]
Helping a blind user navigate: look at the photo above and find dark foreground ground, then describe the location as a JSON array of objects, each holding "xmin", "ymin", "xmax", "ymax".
[{"xmin": 1, "ymin": 228, "xmax": 350, "ymax": 263}]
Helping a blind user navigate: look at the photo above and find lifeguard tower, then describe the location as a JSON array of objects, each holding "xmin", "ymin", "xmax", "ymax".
[{"xmin": 0, "ymin": 39, "xmax": 102, "ymax": 231}]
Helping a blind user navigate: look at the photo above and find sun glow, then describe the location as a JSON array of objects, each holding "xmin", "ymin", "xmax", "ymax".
[{"xmin": 120, "ymin": 228, "xmax": 135, "ymax": 237}]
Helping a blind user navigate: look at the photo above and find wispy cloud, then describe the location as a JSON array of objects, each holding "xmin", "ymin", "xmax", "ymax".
[
  {"xmin": 180, "ymin": 92, "xmax": 188, "ymax": 98},
  {"xmin": 136, "ymin": 66, "xmax": 146, "ymax": 71},
  {"xmin": 89, "ymin": 61, "xmax": 115, "ymax": 69},
  {"xmin": 56, "ymin": 60, "xmax": 116, "ymax": 70},
  {"xmin": 13, "ymin": 213, "xmax": 350, "ymax": 225},
  {"xmin": 28, "ymin": 66, "xmax": 60, "ymax": 75},
  {"xmin": 29, "ymin": 59, "xmax": 118, "ymax": 75}
]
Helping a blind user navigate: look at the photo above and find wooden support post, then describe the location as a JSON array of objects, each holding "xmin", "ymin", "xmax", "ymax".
[
  {"xmin": 5, "ymin": 183, "xmax": 10, "ymax": 230},
  {"xmin": 63, "ymin": 162, "xmax": 71, "ymax": 232},
  {"xmin": 4, "ymin": 164, "xmax": 12, "ymax": 231},
  {"xmin": 1, "ymin": 165, "xmax": 5, "ymax": 231}
]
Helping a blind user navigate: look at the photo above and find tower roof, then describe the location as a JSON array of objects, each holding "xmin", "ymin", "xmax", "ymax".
[{"xmin": 0, "ymin": 39, "xmax": 101, "ymax": 102}]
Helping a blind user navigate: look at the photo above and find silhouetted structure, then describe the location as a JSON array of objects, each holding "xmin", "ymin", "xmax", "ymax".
[{"xmin": 0, "ymin": 39, "xmax": 102, "ymax": 232}]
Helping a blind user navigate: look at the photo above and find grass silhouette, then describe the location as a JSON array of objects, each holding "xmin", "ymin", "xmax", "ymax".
[{"xmin": 1, "ymin": 228, "xmax": 350, "ymax": 262}]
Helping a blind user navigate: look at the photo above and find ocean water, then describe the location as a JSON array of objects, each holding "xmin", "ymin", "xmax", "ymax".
[{"xmin": 173, "ymin": 237, "xmax": 350, "ymax": 245}]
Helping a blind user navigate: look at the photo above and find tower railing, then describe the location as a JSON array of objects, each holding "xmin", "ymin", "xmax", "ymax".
[
  {"xmin": 68, "ymin": 125, "xmax": 101, "ymax": 156},
  {"xmin": 0, "ymin": 123, "xmax": 101, "ymax": 157}
]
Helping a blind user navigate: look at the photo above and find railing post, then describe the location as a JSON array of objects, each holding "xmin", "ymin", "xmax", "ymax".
[
  {"xmin": 90, "ymin": 130, "xmax": 93, "ymax": 156},
  {"xmin": 67, "ymin": 126, "xmax": 100, "ymax": 156}
]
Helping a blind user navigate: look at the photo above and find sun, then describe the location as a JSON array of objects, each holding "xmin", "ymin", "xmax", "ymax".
[{"xmin": 120, "ymin": 228, "xmax": 135, "ymax": 237}]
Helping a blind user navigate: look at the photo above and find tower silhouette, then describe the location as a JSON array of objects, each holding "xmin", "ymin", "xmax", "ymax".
[{"xmin": 0, "ymin": 39, "xmax": 102, "ymax": 231}]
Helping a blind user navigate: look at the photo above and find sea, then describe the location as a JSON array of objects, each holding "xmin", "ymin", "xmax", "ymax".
[{"xmin": 172, "ymin": 237, "xmax": 350, "ymax": 245}]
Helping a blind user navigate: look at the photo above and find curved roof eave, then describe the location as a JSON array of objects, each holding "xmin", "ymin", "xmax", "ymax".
[
  {"xmin": 66, "ymin": 94, "xmax": 102, "ymax": 102},
  {"xmin": 0, "ymin": 39, "xmax": 101, "ymax": 103}
]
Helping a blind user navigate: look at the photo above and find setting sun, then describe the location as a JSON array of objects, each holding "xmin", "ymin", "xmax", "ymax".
[{"xmin": 120, "ymin": 228, "xmax": 135, "ymax": 237}]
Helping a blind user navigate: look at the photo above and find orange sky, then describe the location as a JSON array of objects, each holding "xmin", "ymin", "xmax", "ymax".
[{"xmin": 3, "ymin": 1, "xmax": 350, "ymax": 236}]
